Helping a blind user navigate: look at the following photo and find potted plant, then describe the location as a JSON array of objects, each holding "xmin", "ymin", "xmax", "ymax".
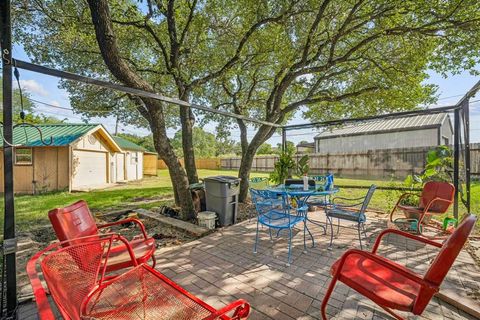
[
  {"xmin": 403, "ymin": 146, "xmax": 453, "ymax": 222},
  {"xmin": 296, "ymin": 155, "xmax": 310, "ymax": 190},
  {"xmin": 269, "ymin": 149, "xmax": 295, "ymax": 185}
]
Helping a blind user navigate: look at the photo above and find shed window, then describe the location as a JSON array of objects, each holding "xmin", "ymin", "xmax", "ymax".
[
  {"xmin": 15, "ymin": 148, "xmax": 33, "ymax": 165},
  {"xmin": 443, "ymin": 137, "xmax": 449, "ymax": 145},
  {"xmin": 130, "ymin": 152, "xmax": 138, "ymax": 165}
]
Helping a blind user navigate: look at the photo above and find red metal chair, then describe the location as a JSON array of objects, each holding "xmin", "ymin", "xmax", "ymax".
[
  {"xmin": 48, "ymin": 200, "xmax": 156, "ymax": 271},
  {"xmin": 389, "ymin": 181, "xmax": 455, "ymax": 235},
  {"xmin": 27, "ymin": 234, "xmax": 250, "ymax": 320},
  {"xmin": 321, "ymin": 214, "xmax": 476, "ymax": 320}
]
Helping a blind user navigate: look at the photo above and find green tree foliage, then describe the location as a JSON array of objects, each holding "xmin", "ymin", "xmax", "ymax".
[
  {"xmin": 171, "ymin": 127, "xmax": 237, "ymax": 158},
  {"xmin": 13, "ymin": 0, "xmax": 480, "ymax": 205},
  {"xmin": 276, "ymin": 141, "xmax": 296, "ymax": 155},
  {"xmin": 405, "ymin": 146, "xmax": 454, "ymax": 189},
  {"xmin": 257, "ymin": 143, "xmax": 274, "ymax": 155},
  {"xmin": 116, "ymin": 133, "xmax": 155, "ymax": 152},
  {"xmin": 204, "ymin": 0, "xmax": 480, "ymax": 201}
]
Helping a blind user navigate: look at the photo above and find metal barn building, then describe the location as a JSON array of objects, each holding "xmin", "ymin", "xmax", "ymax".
[{"xmin": 314, "ymin": 113, "xmax": 453, "ymax": 154}]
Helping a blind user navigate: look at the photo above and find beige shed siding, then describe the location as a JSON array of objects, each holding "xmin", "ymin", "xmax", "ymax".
[
  {"xmin": 143, "ymin": 153, "xmax": 157, "ymax": 175},
  {"xmin": 33, "ymin": 147, "xmax": 69, "ymax": 192},
  {"xmin": 137, "ymin": 152, "xmax": 143, "ymax": 180},
  {"xmin": 125, "ymin": 151, "xmax": 143, "ymax": 180},
  {"xmin": 115, "ymin": 153, "xmax": 126, "ymax": 181},
  {"xmin": 316, "ymin": 128, "xmax": 438, "ymax": 154},
  {"xmin": 72, "ymin": 132, "xmax": 109, "ymax": 152},
  {"xmin": 0, "ymin": 147, "xmax": 69, "ymax": 193}
]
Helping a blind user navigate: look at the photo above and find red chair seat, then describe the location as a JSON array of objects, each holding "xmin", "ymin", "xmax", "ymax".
[
  {"xmin": 107, "ymin": 238, "xmax": 156, "ymax": 269},
  {"xmin": 397, "ymin": 205, "xmax": 439, "ymax": 214},
  {"xmin": 85, "ymin": 265, "xmax": 214, "ymax": 319},
  {"xmin": 331, "ymin": 252, "xmax": 421, "ymax": 311}
]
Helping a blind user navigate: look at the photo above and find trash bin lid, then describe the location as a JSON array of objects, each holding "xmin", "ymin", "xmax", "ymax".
[
  {"xmin": 189, "ymin": 182, "xmax": 205, "ymax": 190},
  {"xmin": 204, "ymin": 176, "xmax": 241, "ymax": 184}
]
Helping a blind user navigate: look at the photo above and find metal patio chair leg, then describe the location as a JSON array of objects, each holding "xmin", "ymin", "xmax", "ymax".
[
  {"xmin": 269, "ymin": 227, "xmax": 273, "ymax": 240},
  {"xmin": 336, "ymin": 218, "xmax": 340, "ymax": 236},
  {"xmin": 303, "ymin": 220, "xmax": 307, "ymax": 252},
  {"xmin": 287, "ymin": 228, "xmax": 293, "ymax": 266},
  {"xmin": 305, "ymin": 221, "xmax": 315, "ymax": 247},
  {"xmin": 328, "ymin": 216, "xmax": 334, "ymax": 250},
  {"xmin": 362, "ymin": 223, "xmax": 368, "ymax": 246},
  {"xmin": 253, "ymin": 220, "xmax": 260, "ymax": 254},
  {"xmin": 357, "ymin": 223, "xmax": 363, "ymax": 250}
]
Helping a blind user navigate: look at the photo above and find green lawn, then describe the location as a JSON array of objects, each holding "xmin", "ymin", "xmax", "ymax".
[{"xmin": 1, "ymin": 169, "xmax": 478, "ymax": 233}]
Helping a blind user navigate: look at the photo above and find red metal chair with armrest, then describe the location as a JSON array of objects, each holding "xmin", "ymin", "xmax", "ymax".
[
  {"xmin": 321, "ymin": 214, "xmax": 476, "ymax": 320},
  {"xmin": 48, "ymin": 199, "xmax": 156, "ymax": 272},
  {"xmin": 389, "ymin": 181, "xmax": 455, "ymax": 235},
  {"xmin": 27, "ymin": 234, "xmax": 250, "ymax": 320}
]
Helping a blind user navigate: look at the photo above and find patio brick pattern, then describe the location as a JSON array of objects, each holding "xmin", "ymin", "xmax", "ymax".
[{"xmin": 18, "ymin": 210, "xmax": 479, "ymax": 319}]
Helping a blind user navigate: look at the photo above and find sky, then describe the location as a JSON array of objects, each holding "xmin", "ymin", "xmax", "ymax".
[{"xmin": 9, "ymin": 44, "xmax": 480, "ymax": 146}]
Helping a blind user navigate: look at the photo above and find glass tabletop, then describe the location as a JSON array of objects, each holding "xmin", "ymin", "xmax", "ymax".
[{"xmin": 267, "ymin": 184, "xmax": 339, "ymax": 196}]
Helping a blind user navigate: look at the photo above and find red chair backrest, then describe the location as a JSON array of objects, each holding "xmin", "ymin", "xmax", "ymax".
[
  {"xmin": 419, "ymin": 181, "xmax": 455, "ymax": 213},
  {"xmin": 48, "ymin": 200, "xmax": 99, "ymax": 244},
  {"xmin": 423, "ymin": 214, "xmax": 476, "ymax": 286},
  {"xmin": 41, "ymin": 239, "xmax": 109, "ymax": 319}
]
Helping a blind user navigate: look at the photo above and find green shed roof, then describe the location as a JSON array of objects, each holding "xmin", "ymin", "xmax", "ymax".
[
  {"xmin": 1, "ymin": 123, "xmax": 99, "ymax": 147},
  {"xmin": 113, "ymin": 136, "xmax": 146, "ymax": 151}
]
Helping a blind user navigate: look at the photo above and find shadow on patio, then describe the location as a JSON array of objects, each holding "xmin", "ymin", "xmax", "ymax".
[{"xmin": 153, "ymin": 210, "xmax": 479, "ymax": 320}]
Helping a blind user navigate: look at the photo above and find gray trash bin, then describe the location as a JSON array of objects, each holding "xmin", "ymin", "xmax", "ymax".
[{"xmin": 204, "ymin": 176, "xmax": 241, "ymax": 226}]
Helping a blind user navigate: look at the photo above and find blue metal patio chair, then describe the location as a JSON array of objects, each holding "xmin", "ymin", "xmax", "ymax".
[
  {"xmin": 249, "ymin": 177, "xmax": 269, "ymax": 189},
  {"xmin": 307, "ymin": 174, "xmax": 335, "ymax": 207},
  {"xmin": 326, "ymin": 185, "xmax": 376, "ymax": 250},
  {"xmin": 250, "ymin": 188, "xmax": 312, "ymax": 266}
]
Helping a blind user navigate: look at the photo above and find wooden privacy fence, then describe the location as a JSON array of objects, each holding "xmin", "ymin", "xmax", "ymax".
[
  {"xmin": 220, "ymin": 143, "xmax": 480, "ymax": 179},
  {"xmin": 157, "ymin": 158, "xmax": 221, "ymax": 170}
]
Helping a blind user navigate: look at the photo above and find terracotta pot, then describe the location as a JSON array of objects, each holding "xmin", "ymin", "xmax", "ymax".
[{"xmin": 403, "ymin": 210, "xmax": 432, "ymax": 223}]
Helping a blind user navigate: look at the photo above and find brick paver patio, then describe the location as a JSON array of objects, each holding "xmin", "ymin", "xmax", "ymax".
[{"xmin": 18, "ymin": 210, "xmax": 479, "ymax": 319}]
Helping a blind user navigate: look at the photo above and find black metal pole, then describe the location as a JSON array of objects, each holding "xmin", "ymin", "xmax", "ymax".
[
  {"xmin": 463, "ymin": 100, "xmax": 471, "ymax": 213},
  {"xmin": 453, "ymin": 108, "xmax": 460, "ymax": 219},
  {"xmin": 1, "ymin": 1, "xmax": 17, "ymax": 317},
  {"xmin": 281, "ymin": 128, "xmax": 287, "ymax": 152}
]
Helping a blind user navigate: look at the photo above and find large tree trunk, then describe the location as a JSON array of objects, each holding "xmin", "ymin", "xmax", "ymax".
[
  {"xmin": 150, "ymin": 111, "xmax": 194, "ymax": 219},
  {"xmin": 180, "ymin": 105, "xmax": 198, "ymax": 184},
  {"xmin": 236, "ymin": 118, "xmax": 251, "ymax": 202},
  {"xmin": 87, "ymin": 0, "xmax": 195, "ymax": 219},
  {"xmin": 237, "ymin": 125, "xmax": 276, "ymax": 202},
  {"xmin": 177, "ymin": 88, "xmax": 198, "ymax": 184}
]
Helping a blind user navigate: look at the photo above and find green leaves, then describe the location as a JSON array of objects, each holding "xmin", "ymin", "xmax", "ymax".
[
  {"xmin": 404, "ymin": 146, "xmax": 454, "ymax": 189},
  {"xmin": 269, "ymin": 148, "xmax": 295, "ymax": 185},
  {"xmin": 296, "ymin": 154, "xmax": 309, "ymax": 177}
]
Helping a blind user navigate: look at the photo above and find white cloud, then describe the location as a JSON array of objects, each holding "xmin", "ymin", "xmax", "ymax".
[
  {"xmin": 49, "ymin": 100, "xmax": 61, "ymax": 107},
  {"xmin": 16, "ymin": 79, "xmax": 49, "ymax": 97}
]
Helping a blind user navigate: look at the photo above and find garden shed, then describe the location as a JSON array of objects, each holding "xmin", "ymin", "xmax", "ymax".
[
  {"xmin": 313, "ymin": 113, "xmax": 453, "ymax": 154},
  {"xmin": 0, "ymin": 123, "xmax": 147, "ymax": 193},
  {"xmin": 112, "ymin": 135, "xmax": 145, "ymax": 181}
]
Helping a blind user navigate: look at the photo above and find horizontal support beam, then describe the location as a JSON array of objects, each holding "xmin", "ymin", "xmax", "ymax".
[
  {"xmin": 13, "ymin": 59, "xmax": 281, "ymax": 128},
  {"xmin": 283, "ymin": 104, "xmax": 461, "ymax": 131}
]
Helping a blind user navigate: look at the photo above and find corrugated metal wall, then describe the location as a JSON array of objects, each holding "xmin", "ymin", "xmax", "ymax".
[{"xmin": 315, "ymin": 128, "xmax": 439, "ymax": 154}]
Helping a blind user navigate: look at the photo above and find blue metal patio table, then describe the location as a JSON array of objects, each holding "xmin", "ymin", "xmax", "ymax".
[{"xmin": 266, "ymin": 184, "xmax": 339, "ymax": 247}]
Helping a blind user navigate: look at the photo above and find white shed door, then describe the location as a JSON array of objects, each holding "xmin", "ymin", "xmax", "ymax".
[
  {"xmin": 72, "ymin": 150, "xmax": 107, "ymax": 190},
  {"xmin": 116, "ymin": 153, "xmax": 125, "ymax": 181}
]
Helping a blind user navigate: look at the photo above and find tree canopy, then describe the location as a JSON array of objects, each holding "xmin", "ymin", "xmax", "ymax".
[{"xmin": 13, "ymin": 0, "xmax": 480, "ymax": 205}]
